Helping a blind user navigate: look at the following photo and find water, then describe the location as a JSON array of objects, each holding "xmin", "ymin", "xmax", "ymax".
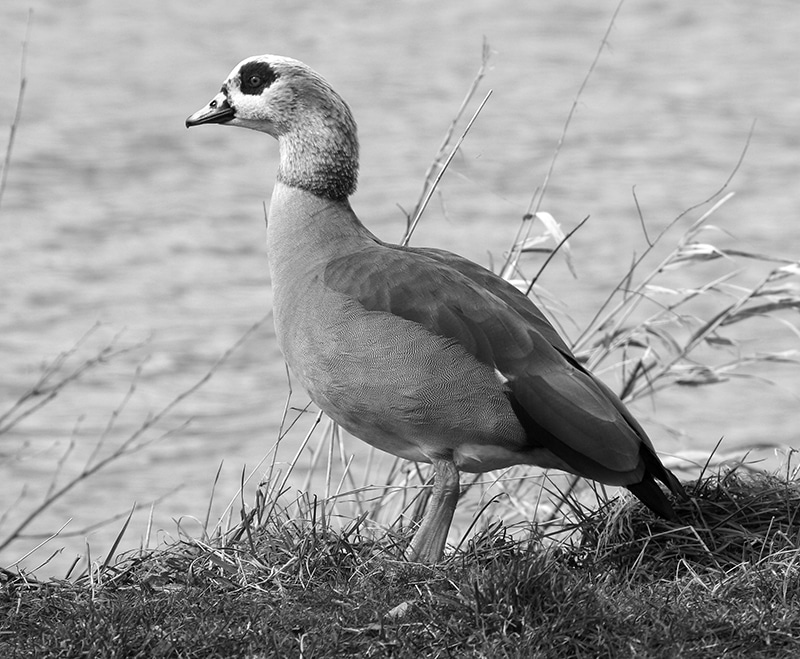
[{"xmin": 1, "ymin": 0, "xmax": 798, "ymax": 576}]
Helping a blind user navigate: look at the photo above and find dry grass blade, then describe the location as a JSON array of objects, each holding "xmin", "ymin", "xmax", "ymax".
[
  {"xmin": 99, "ymin": 504, "xmax": 136, "ymax": 575},
  {"xmin": 403, "ymin": 38, "xmax": 492, "ymax": 238},
  {"xmin": 576, "ymin": 193, "xmax": 737, "ymax": 358},
  {"xmin": 500, "ymin": 0, "xmax": 626, "ymax": 279},
  {"xmin": 401, "ymin": 90, "xmax": 492, "ymax": 246},
  {"xmin": 524, "ymin": 214, "xmax": 590, "ymax": 294}
]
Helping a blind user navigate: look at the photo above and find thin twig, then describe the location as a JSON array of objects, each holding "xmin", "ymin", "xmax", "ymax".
[
  {"xmin": 0, "ymin": 315, "xmax": 268, "ymax": 555},
  {"xmin": 0, "ymin": 10, "xmax": 32, "ymax": 213},
  {"xmin": 0, "ymin": 326, "xmax": 138, "ymax": 435}
]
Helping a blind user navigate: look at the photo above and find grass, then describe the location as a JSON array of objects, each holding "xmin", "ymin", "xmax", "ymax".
[
  {"xmin": 3, "ymin": 465, "xmax": 800, "ymax": 657},
  {"xmin": 4, "ymin": 5, "xmax": 800, "ymax": 657}
]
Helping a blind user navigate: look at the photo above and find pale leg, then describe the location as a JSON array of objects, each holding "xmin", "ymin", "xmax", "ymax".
[{"xmin": 407, "ymin": 459, "xmax": 460, "ymax": 563}]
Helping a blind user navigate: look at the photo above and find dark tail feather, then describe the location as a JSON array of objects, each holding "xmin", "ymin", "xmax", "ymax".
[
  {"xmin": 626, "ymin": 443, "xmax": 688, "ymax": 521},
  {"xmin": 627, "ymin": 476, "xmax": 679, "ymax": 521},
  {"xmin": 660, "ymin": 467, "xmax": 688, "ymax": 501},
  {"xmin": 626, "ymin": 458, "xmax": 688, "ymax": 521}
]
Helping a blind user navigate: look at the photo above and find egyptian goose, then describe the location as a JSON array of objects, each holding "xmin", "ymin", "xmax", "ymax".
[{"xmin": 186, "ymin": 55, "xmax": 685, "ymax": 563}]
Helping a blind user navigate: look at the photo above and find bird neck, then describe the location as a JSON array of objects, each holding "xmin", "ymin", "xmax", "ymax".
[
  {"xmin": 267, "ymin": 183, "xmax": 377, "ymax": 269},
  {"xmin": 277, "ymin": 108, "xmax": 359, "ymax": 202}
]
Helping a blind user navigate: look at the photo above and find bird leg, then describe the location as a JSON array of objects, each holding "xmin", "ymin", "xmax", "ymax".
[{"xmin": 406, "ymin": 458, "xmax": 460, "ymax": 563}]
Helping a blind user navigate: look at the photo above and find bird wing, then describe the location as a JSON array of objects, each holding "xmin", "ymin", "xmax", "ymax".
[
  {"xmin": 412, "ymin": 245, "xmax": 574, "ymax": 357},
  {"xmin": 420, "ymin": 244, "xmax": 684, "ymax": 494},
  {"xmin": 323, "ymin": 243, "xmax": 648, "ymax": 482}
]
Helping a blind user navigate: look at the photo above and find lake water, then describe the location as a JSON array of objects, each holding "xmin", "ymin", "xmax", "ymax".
[{"xmin": 1, "ymin": 0, "xmax": 799, "ymax": 576}]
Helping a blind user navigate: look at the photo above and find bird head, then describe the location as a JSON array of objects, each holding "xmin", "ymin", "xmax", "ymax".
[
  {"xmin": 186, "ymin": 55, "xmax": 350, "ymax": 138},
  {"xmin": 186, "ymin": 54, "xmax": 359, "ymax": 200}
]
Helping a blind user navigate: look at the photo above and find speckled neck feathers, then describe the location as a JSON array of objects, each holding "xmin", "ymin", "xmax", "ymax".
[{"xmin": 275, "ymin": 71, "xmax": 359, "ymax": 202}]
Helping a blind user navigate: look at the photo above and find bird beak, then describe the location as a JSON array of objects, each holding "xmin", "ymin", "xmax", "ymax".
[{"xmin": 185, "ymin": 93, "xmax": 235, "ymax": 127}]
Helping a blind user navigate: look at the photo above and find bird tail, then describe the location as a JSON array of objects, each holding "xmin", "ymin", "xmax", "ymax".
[
  {"xmin": 626, "ymin": 452, "xmax": 688, "ymax": 521},
  {"xmin": 627, "ymin": 477, "xmax": 680, "ymax": 521}
]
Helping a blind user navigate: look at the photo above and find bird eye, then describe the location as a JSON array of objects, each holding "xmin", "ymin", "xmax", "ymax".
[{"xmin": 238, "ymin": 63, "xmax": 277, "ymax": 96}]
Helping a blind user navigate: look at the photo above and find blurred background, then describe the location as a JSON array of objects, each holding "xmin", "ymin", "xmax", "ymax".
[{"xmin": 1, "ymin": 0, "xmax": 798, "ymax": 576}]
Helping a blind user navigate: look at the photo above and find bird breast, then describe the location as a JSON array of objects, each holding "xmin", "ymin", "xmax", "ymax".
[{"xmin": 274, "ymin": 282, "xmax": 529, "ymax": 466}]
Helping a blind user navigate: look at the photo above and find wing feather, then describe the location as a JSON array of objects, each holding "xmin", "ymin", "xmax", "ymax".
[{"xmin": 323, "ymin": 244, "xmax": 649, "ymax": 477}]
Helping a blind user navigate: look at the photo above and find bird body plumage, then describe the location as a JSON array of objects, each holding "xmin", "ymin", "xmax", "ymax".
[{"xmin": 187, "ymin": 55, "xmax": 686, "ymax": 562}]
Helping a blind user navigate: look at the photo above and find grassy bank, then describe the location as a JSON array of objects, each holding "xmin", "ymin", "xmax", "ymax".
[{"xmin": 3, "ymin": 467, "xmax": 800, "ymax": 658}]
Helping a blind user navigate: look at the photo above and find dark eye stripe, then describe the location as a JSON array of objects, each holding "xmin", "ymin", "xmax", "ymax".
[{"xmin": 239, "ymin": 61, "xmax": 278, "ymax": 95}]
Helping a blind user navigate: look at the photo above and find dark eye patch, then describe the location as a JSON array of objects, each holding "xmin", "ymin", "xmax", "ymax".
[{"xmin": 239, "ymin": 61, "xmax": 278, "ymax": 95}]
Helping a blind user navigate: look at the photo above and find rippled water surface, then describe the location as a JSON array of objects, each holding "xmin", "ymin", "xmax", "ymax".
[{"xmin": 1, "ymin": 1, "xmax": 799, "ymax": 574}]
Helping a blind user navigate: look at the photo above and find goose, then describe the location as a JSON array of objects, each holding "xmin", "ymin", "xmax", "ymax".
[{"xmin": 186, "ymin": 55, "xmax": 686, "ymax": 563}]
